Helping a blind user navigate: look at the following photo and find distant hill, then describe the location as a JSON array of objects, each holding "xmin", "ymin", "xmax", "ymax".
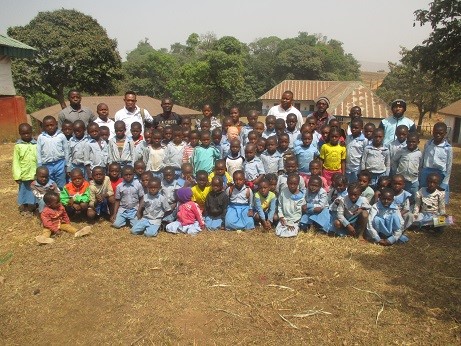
[
  {"xmin": 360, "ymin": 71, "xmax": 388, "ymax": 91},
  {"xmin": 359, "ymin": 61, "xmax": 389, "ymax": 72}
]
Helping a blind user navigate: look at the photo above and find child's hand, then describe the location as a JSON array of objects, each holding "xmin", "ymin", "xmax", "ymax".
[
  {"xmin": 280, "ymin": 217, "xmax": 286, "ymax": 226},
  {"xmin": 68, "ymin": 198, "xmax": 74, "ymax": 206},
  {"xmin": 247, "ymin": 209, "xmax": 254, "ymax": 217},
  {"xmin": 96, "ymin": 195, "xmax": 103, "ymax": 203},
  {"xmin": 110, "ymin": 215, "xmax": 116, "ymax": 223}
]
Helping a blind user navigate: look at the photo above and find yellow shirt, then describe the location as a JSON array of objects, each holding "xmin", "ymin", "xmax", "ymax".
[
  {"xmin": 208, "ymin": 171, "xmax": 233, "ymax": 185},
  {"xmin": 320, "ymin": 143, "xmax": 346, "ymax": 171},
  {"xmin": 191, "ymin": 185, "xmax": 211, "ymax": 210}
]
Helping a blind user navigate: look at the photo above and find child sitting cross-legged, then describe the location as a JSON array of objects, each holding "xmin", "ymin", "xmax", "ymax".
[
  {"xmin": 35, "ymin": 191, "xmax": 91, "ymax": 244},
  {"xmin": 299, "ymin": 175, "xmax": 331, "ymax": 233},
  {"xmin": 204, "ymin": 176, "xmax": 229, "ymax": 231},
  {"xmin": 60, "ymin": 168, "xmax": 90, "ymax": 218},
  {"xmin": 166, "ymin": 187, "xmax": 205, "ymax": 235},
  {"xmin": 87, "ymin": 166, "xmax": 115, "ymax": 221}
]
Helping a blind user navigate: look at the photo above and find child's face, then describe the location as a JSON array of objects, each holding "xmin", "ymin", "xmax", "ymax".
[
  {"xmin": 196, "ymin": 174, "xmax": 208, "ymax": 190},
  {"xmin": 285, "ymin": 161, "xmax": 297, "ymax": 174},
  {"xmin": 163, "ymin": 170, "xmax": 175, "ymax": 183},
  {"xmin": 254, "ymin": 123, "xmax": 265, "ymax": 135},
  {"xmin": 202, "ymin": 106, "xmax": 212, "ymax": 117},
  {"xmin": 308, "ymin": 180, "xmax": 321, "ymax": 194},
  {"xmin": 351, "ymin": 123, "xmax": 362, "ymax": 137},
  {"xmin": 141, "ymin": 174, "xmax": 151, "ymax": 188},
  {"xmin": 256, "ymin": 139, "xmax": 266, "ymax": 153},
  {"xmin": 245, "ymin": 147, "xmax": 256, "ymax": 161},
  {"xmin": 358, "ymin": 175, "xmax": 370, "ymax": 189},
  {"xmin": 432, "ymin": 126, "xmax": 446, "ymax": 144},
  {"xmin": 97, "ymin": 104, "xmax": 109, "ymax": 119},
  {"xmin": 91, "ymin": 169, "xmax": 105, "ymax": 184},
  {"xmin": 266, "ymin": 117, "xmax": 275, "ymax": 131},
  {"xmin": 258, "ymin": 181, "xmax": 270, "ymax": 197},
  {"xmin": 109, "ymin": 166, "xmax": 121, "ymax": 180},
  {"xmin": 396, "ymin": 128, "xmax": 408, "ymax": 143},
  {"xmin": 212, "ymin": 133, "xmax": 222, "ymax": 145},
  {"xmin": 247, "ymin": 115, "xmax": 258, "ymax": 127},
  {"xmin": 286, "ymin": 116, "xmax": 297, "ymax": 131},
  {"xmin": 268, "ymin": 179, "xmax": 277, "ymax": 193},
  {"xmin": 201, "ymin": 121, "xmax": 211, "ymax": 132},
  {"xmin": 380, "ymin": 192, "xmax": 394, "ymax": 208},
  {"xmin": 43, "ymin": 119, "xmax": 58, "ymax": 136},
  {"xmin": 182, "ymin": 165, "xmax": 193, "ymax": 179},
  {"xmin": 144, "ymin": 131, "xmax": 152, "ymax": 144},
  {"xmin": 247, "ymin": 133, "xmax": 258, "ymax": 145},
  {"xmin": 189, "ymin": 133, "xmax": 199, "ymax": 147},
  {"xmin": 222, "ymin": 119, "xmax": 233, "ymax": 132},
  {"xmin": 115, "ymin": 124, "xmax": 126, "ymax": 139},
  {"xmin": 151, "ymin": 133, "xmax": 162, "ymax": 147},
  {"xmin": 348, "ymin": 188, "xmax": 361, "ymax": 203},
  {"xmin": 123, "ymin": 169, "xmax": 134, "ymax": 183},
  {"xmin": 287, "ymin": 177, "xmax": 299, "ymax": 194},
  {"xmin": 134, "ymin": 163, "xmax": 145, "ymax": 176},
  {"xmin": 201, "ymin": 134, "xmax": 211, "ymax": 147},
  {"xmin": 148, "ymin": 181, "xmax": 161, "ymax": 196},
  {"xmin": 233, "ymin": 173, "xmax": 245, "ymax": 189},
  {"xmin": 336, "ymin": 181, "xmax": 347, "ymax": 192},
  {"xmin": 278, "ymin": 137, "xmax": 289, "ymax": 151},
  {"xmin": 100, "ymin": 129, "xmax": 110, "ymax": 141},
  {"xmin": 19, "ymin": 126, "xmax": 33, "ymax": 143},
  {"xmin": 230, "ymin": 142, "xmax": 241, "ymax": 155},
  {"xmin": 275, "ymin": 124, "xmax": 286, "ymax": 136},
  {"xmin": 329, "ymin": 120, "xmax": 340, "ymax": 129},
  {"xmin": 426, "ymin": 176, "xmax": 439, "ymax": 193},
  {"xmin": 392, "ymin": 178, "xmax": 404, "ymax": 193},
  {"xmin": 88, "ymin": 126, "xmax": 99, "ymax": 140},
  {"xmin": 36, "ymin": 170, "xmax": 49, "ymax": 186},
  {"xmin": 211, "ymin": 179, "xmax": 222, "ymax": 193},
  {"xmin": 406, "ymin": 136, "xmax": 419, "ymax": 151},
  {"xmin": 310, "ymin": 163, "xmax": 321, "ymax": 176},
  {"xmin": 47, "ymin": 196, "xmax": 61, "ymax": 210},
  {"xmin": 163, "ymin": 128, "xmax": 173, "ymax": 142},
  {"xmin": 214, "ymin": 163, "xmax": 226, "ymax": 176},
  {"xmin": 364, "ymin": 126, "xmax": 374, "ymax": 140},
  {"xmin": 266, "ymin": 139, "xmax": 277, "ymax": 153},
  {"xmin": 227, "ymin": 127, "xmax": 239, "ymax": 140},
  {"xmin": 173, "ymin": 131, "xmax": 183, "ymax": 144},
  {"xmin": 321, "ymin": 128, "xmax": 330, "ymax": 140},
  {"xmin": 305, "ymin": 119, "xmax": 316, "ymax": 133},
  {"xmin": 302, "ymin": 132, "xmax": 313, "ymax": 146},
  {"xmin": 73, "ymin": 125, "xmax": 85, "ymax": 139},
  {"xmin": 373, "ymin": 131, "xmax": 384, "ymax": 146},
  {"xmin": 62, "ymin": 124, "xmax": 73, "ymax": 138},
  {"xmin": 230, "ymin": 108, "xmax": 240, "ymax": 123},
  {"xmin": 181, "ymin": 118, "xmax": 192, "ymax": 129},
  {"xmin": 131, "ymin": 126, "xmax": 142, "ymax": 140},
  {"xmin": 329, "ymin": 132, "xmax": 340, "ymax": 145},
  {"xmin": 71, "ymin": 172, "xmax": 84, "ymax": 187}
]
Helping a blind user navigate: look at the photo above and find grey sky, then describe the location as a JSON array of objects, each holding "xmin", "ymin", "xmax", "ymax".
[{"xmin": 1, "ymin": 0, "xmax": 432, "ymax": 68}]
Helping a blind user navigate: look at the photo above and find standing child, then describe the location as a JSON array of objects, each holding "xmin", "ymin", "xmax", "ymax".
[
  {"xmin": 192, "ymin": 131, "xmax": 220, "ymax": 174},
  {"xmin": 229, "ymin": 107, "xmax": 245, "ymax": 134},
  {"xmin": 94, "ymin": 103, "xmax": 115, "ymax": 139},
  {"xmin": 240, "ymin": 111, "xmax": 259, "ymax": 147},
  {"xmin": 388, "ymin": 125, "xmax": 409, "ymax": 165},
  {"xmin": 99, "ymin": 126, "xmax": 111, "ymax": 143},
  {"xmin": 253, "ymin": 179, "xmax": 277, "ymax": 231},
  {"xmin": 391, "ymin": 174, "xmax": 414, "ymax": 230},
  {"xmin": 363, "ymin": 122, "xmax": 376, "ymax": 146},
  {"xmin": 142, "ymin": 129, "xmax": 165, "ymax": 176},
  {"xmin": 111, "ymin": 165, "xmax": 144, "ymax": 228},
  {"xmin": 277, "ymin": 133, "xmax": 294, "ymax": 162},
  {"xmin": 130, "ymin": 121, "xmax": 146, "ymax": 160},
  {"xmin": 275, "ymin": 173, "xmax": 306, "ymax": 238},
  {"xmin": 256, "ymin": 138, "xmax": 266, "ymax": 157},
  {"xmin": 85, "ymin": 122, "xmax": 109, "ymax": 179},
  {"xmin": 35, "ymin": 192, "xmax": 91, "ymax": 244},
  {"xmin": 108, "ymin": 121, "xmax": 136, "ymax": 169},
  {"xmin": 166, "ymin": 187, "xmax": 205, "ymax": 235},
  {"xmin": 182, "ymin": 130, "xmax": 200, "ymax": 164},
  {"xmin": 162, "ymin": 126, "xmax": 174, "ymax": 146},
  {"xmin": 366, "ymin": 188, "xmax": 408, "ymax": 245},
  {"xmin": 30, "ymin": 166, "xmax": 60, "ymax": 213},
  {"xmin": 181, "ymin": 116, "xmax": 192, "ymax": 131},
  {"xmin": 67, "ymin": 120, "xmax": 89, "ymax": 179},
  {"xmin": 361, "ymin": 128, "xmax": 390, "ymax": 188},
  {"xmin": 225, "ymin": 170, "xmax": 255, "ymax": 231},
  {"xmin": 319, "ymin": 127, "xmax": 346, "ymax": 187},
  {"xmin": 60, "ymin": 168, "xmax": 90, "ymax": 218},
  {"xmin": 285, "ymin": 113, "xmax": 301, "ymax": 149},
  {"xmin": 131, "ymin": 177, "xmax": 171, "ymax": 237},
  {"xmin": 191, "ymin": 170, "xmax": 211, "ymax": 212},
  {"xmin": 260, "ymin": 136, "xmax": 284, "ymax": 175},
  {"xmin": 317, "ymin": 124, "xmax": 330, "ymax": 151},
  {"xmin": 87, "ymin": 166, "xmax": 115, "ymax": 221},
  {"xmin": 275, "ymin": 118, "xmax": 286, "ymax": 137},
  {"xmin": 204, "ymin": 176, "xmax": 229, "ymax": 230},
  {"xmin": 61, "ymin": 120, "xmax": 74, "ymax": 142},
  {"xmin": 13, "ymin": 123, "xmax": 37, "ymax": 215},
  {"xmin": 242, "ymin": 143, "xmax": 265, "ymax": 190},
  {"xmin": 164, "ymin": 125, "xmax": 186, "ymax": 177},
  {"xmin": 262, "ymin": 115, "xmax": 276, "ymax": 139},
  {"xmin": 37, "ymin": 116, "xmax": 68, "ymax": 189},
  {"xmin": 211, "ymin": 128, "xmax": 224, "ymax": 158},
  {"xmin": 226, "ymin": 139, "xmax": 245, "ymax": 177},
  {"xmin": 294, "ymin": 131, "xmax": 320, "ymax": 174},
  {"xmin": 198, "ymin": 104, "xmax": 221, "ymax": 131},
  {"xmin": 345, "ymin": 118, "xmax": 366, "ymax": 183}
]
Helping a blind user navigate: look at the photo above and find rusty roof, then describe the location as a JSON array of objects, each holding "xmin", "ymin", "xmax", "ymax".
[
  {"xmin": 30, "ymin": 95, "xmax": 201, "ymax": 122},
  {"xmin": 259, "ymin": 80, "xmax": 391, "ymax": 119},
  {"xmin": 438, "ymin": 99, "xmax": 461, "ymax": 117}
]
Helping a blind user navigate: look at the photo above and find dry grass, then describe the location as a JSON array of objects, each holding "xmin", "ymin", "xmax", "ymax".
[{"xmin": 0, "ymin": 143, "xmax": 460, "ymax": 345}]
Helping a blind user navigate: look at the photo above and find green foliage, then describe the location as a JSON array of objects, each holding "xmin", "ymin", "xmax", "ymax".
[
  {"xmin": 25, "ymin": 92, "xmax": 57, "ymax": 114},
  {"xmin": 7, "ymin": 9, "xmax": 122, "ymax": 108}
]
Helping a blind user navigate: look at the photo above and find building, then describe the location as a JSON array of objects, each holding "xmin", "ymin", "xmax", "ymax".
[
  {"xmin": 438, "ymin": 99, "xmax": 461, "ymax": 144},
  {"xmin": 259, "ymin": 80, "xmax": 390, "ymax": 127}
]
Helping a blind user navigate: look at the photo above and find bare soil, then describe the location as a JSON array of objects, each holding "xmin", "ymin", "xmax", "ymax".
[{"xmin": 0, "ymin": 143, "xmax": 460, "ymax": 345}]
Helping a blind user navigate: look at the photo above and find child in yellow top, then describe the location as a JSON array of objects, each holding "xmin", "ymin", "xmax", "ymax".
[
  {"xmin": 191, "ymin": 170, "xmax": 211, "ymax": 212},
  {"xmin": 319, "ymin": 127, "xmax": 346, "ymax": 188},
  {"xmin": 208, "ymin": 159, "xmax": 233, "ymax": 189}
]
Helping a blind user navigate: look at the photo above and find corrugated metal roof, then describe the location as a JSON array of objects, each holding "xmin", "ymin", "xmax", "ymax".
[
  {"xmin": 30, "ymin": 95, "xmax": 201, "ymax": 123},
  {"xmin": 0, "ymin": 34, "xmax": 36, "ymax": 58},
  {"xmin": 438, "ymin": 99, "xmax": 461, "ymax": 116},
  {"xmin": 260, "ymin": 80, "xmax": 390, "ymax": 119}
]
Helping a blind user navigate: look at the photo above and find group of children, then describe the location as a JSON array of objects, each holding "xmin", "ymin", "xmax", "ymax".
[{"xmin": 13, "ymin": 102, "xmax": 452, "ymax": 245}]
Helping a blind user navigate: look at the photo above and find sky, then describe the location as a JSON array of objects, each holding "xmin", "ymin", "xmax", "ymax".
[{"xmin": 1, "ymin": 0, "xmax": 433, "ymax": 70}]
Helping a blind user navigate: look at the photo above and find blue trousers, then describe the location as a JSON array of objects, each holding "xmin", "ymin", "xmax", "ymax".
[
  {"xmin": 113, "ymin": 208, "xmax": 138, "ymax": 228},
  {"xmin": 131, "ymin": 218, "xmax": 161, "ymax": 237},
  {"xmin": 17, "ymin": 180, "xmax": 35, "ymax": 205},
  {"xmin": 44, "ymin": 159, "xmax": 66, "ymax": 189}
]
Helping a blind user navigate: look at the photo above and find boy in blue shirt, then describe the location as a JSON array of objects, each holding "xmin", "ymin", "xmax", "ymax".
[
  {"xmin": 67, "ymin": 120, "xmax": 89, "ymax": 179},
  {"xmin": 345, "ymin": 118, "xmax": 366, "ymax": 183}
]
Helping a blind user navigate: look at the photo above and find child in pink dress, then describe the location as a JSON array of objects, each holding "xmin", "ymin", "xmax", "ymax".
[{"xmin": 165, "ymin": 187, "xmax": 205, "ymax": 235}]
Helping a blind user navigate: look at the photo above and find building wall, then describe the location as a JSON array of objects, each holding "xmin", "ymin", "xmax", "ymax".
[{"xmin": 0, "ymin": 96, "xmax": 28, "ymax": 142}]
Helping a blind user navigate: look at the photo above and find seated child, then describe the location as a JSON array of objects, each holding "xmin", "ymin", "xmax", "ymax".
[
  {"xmin": 35, "ymin": 191, "xmax": 91, "ymax": 244},
  {"xmin": 366, "ymin": 188, "xmax": 408, "ymax": 245},
  {"xmin": 265, "ymin": 173, "xmax": 278, "ymax": 195},
  {"xmin": 30, "ymin": 166, "xmax": 60, "ymax": 213},
  {"xmin": 204, "ymin": 176, "xmax": 229, "ymax": 230},
  {"xmin": 160, "ymin": 166, "xmax": 181, "ymax": 223},
  {"xmin": 208, "ymin": 159, "xmax": 233, "ymax": 189},
  {"xmin": 253, "ymin": 179, "xmax": 277, "ymax": 231},
  {"xmin": 131, "ymin": 177, "xmax": 171, "ymax": 237},
  {"xmin": 301, "ymin": 159, "xmax": 329, "ymax": 192},
  {"xmin": 372, "ymin": 176, "xmax": 392, "ymax": 204},
  {"xmin": 60, "ymin": 168, "xmax": 90, "ymax": 217},
  {"xmin": 391, "ymin": 174, "xmax": 414, "ymax": 230},
  {"xmin": 275, "ymin": 173, "xmax": 306, "ymax": 238},
  {"xmin": 277, "ymin": 157, "xmax": 306, "ymax": 194},
  {"xmin": 191, "ymin": 170, "xmax": 211, "ymax": 212},
  {"xmin": 87, "ymin": 166, "xmax": 115, "ymax": 221},
  {"xmin": 108, "ymin": 162, "xmax": 123, "ymax": 193},
  {"xmin": 111, "ymin": 165, "xmax": 144, "ymax": 228},
  {"xmin": 328, "ymin": 174, "xmax": 348, "ymax": 226},
  {"xmin": 166, "ymin": 187, "xmax": 205, "ymax": 235},
  {"xmin": 300, "ymin": 175, "xmax": 330, "ymax": 232},
  {"xmin": 331, "ymin": 183, "xmax": 371, "ymax": 237},
  {"xmin": 225, "ymin": 170, "xmax": 255, "ymax": 231}
]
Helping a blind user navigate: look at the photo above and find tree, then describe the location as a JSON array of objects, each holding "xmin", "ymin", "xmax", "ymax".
[
  {"xmin": 7, "ymin": 9, "xmax": 122, "ymax": 108},
  {"xmin": 412, "ymin": 0, "xmax": 461, "ymax": 83}
]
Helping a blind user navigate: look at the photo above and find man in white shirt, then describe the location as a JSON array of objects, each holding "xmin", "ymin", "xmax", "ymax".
[
  {"xmin": 114, "ymin": 91, "xmax": 153, "ymax": 137},
  {"xmin": 267, "ymin": 90, "xmax": 303, "ymax": 130}
]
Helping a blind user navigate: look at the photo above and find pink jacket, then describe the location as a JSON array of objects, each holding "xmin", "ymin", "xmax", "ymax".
[{"xmin": 177, "ymin": 201, "xmax": 204, "ymax": 227}]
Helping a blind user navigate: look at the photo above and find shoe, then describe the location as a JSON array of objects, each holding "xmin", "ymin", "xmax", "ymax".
[
  {"xmin": 35, "ymin": 235, "xmax": 55, "ymax": 244},
  {"xmin": 75, "ymin": 226, "xmax": 92, "ymax": 238}
]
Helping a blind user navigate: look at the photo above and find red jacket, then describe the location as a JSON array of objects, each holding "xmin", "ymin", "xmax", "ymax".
[
  {"xmin": 177, "ymin": 201, "xmax": 204, "ymax": 227},
  {"xmin": 41, "ymin": 204, "xmax": 70, "ymax": 232}
]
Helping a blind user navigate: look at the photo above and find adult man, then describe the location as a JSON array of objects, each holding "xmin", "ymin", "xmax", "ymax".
[
  {"xmin": 306, "ymin": 96, "xmax": 336, "ymax": 132},
  {"xmin": 379, "ymin": 99, "xmax": 416, "ymax": 146},
  {"xmin": 267, "ymin": 91, "xmax": 303, "ymax": 130},
  {"xmin": 114, "ymin": 91, "xmax": 153, "ymax": 137},
  {"xmin": 58, "ymin": 90, "xmax": 96, "ymax": 128},
  {"xmin": 153, "ymin": 98, "xmax": 182, "ymax": 128}
]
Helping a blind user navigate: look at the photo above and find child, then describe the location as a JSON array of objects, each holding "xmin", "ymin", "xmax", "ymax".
[
  {"xmin": 420, "ymin": 122, "xmax": 452, "ymax": 203},
  {"xmin": 192, "ymin": 131, "xmax": 220, "ymax": 174},
  {"xmin": 304, "ymin": 117, "xmax": 321, "ymax": 145},
  {"xmin": 260, "ymin": 136, "xmax": 284, "ymax": 175},
  {"xmin": 111, "ymin": 165, "xmax": 144, "ymax": 228},
  {"xmin": 178, "ymin": 162, "xmax": 196, "ymax": 187},
  {"xmin": 229, "ymin": 107, "xmax": 245, "ymax": 134},
  {"xmin": 357, "ymin": 170, "xmax": 374, "ymax": 203},
  {"xmin": 166, "ymin": 187, "xmax": 205, "ymax": 235},
  {"xmin": 35, "ymin": 192, "xmax": 91, "ymax": 244},
  {"xmin": 266, "ymin": 173, "xmax": 278, "ymax": 195},
  {"xmin": 328, "ymin": 174, "xmax": 348, "ymax": 226},
  {"xmin": 37, "ymin": 116, "xmax": 68, "ymax": 189},
  {"xmin": 181, "ymin": 116, "xmax": 192, "ymax": 131},
  {"xmin": 345, "ymin": 118, "xmax": 366, "ymax": 183},
  {"xmin": 60, "ymin": 168, "xmax": 90, "ymax": 217},
  {"xmin": 13, "ymin": 123, "xmax": 37, "ymax": 215},
  {"xmin": 328, "ymin": 119, "xmax": 346, "ymax": 144},
  {"xmin": 164, "ymin": 125, "xmax": 186, "ymax": 177},
  {"xmin": 275, "ymin": 173, "xmax": 306, "ymax": 238},
  {"xmin": 302, "ymin": 159, "xmax": 329, "ymax": 193},
  {"xmin": 363, "ymin": 122, "xmax": 376, "ymax": 145},
  {"xmin": 391, "ymin": 174, "xmax": 414, "ymax": 230},
  {"xmin": 142, "ymin": 129, "xmax": 165, "ymax": 176},
  {"xmin": 240, "ymin": 111, "xmax": 258, "ymax": 147},
  {"xmin": 204, "ymin": 176, "xmax": 229, "ymax": 230},
  {"xmin": 317, "ymin": 124, "xmax": 330, "ymax": 151},
  {"xmin": 208, "ymin": 159, "xmax": 233, "ymax": 189},
  {"xmin": 191, "ymin": 170, "xmax": 211, "ymax": 212},
  {"xmin": 275, "ymin": 118, "xmax": 286, "ymax": 137},
  {"xmin": 361, "ymin": 128, "xmax": 390, "ymax": 188},
  {"xmin": 413, "ymin": 173, "xmax": 447, "ymax": 230},
  {"xmin": 388, "ymin": 125, "xmax": 408, "ymax": 164},
  {"xmin": 199, "ymin": 104, "xmax": 221, "ymax": 131},
  {"xmin": 372, "ymin": 176, "xmax": 392, "ymax": 204},
  {"xmin": 277, "ymin": 133, "xmax": 294, "ymax": 162},
  {"xmin": 108, "ymin": 121, "xmax": 136, "ymax": 169},
  {"xmin": 162, "ymin": 126, "xmax": 173, "ymax": 146},
  {"xmin": 319, "ymin": 127, "xmax": 346, "ymax": 187},
  {"xmin": 242, "ymin": 143, "xmax": 265, "ymax": 190},
  {"xmin": 67, "ymin": 120, "xmax": 89, "ymax": 179},
  {"xmin": 300, "ymin": 175, "xmax": 330, "ymax": 232},
  {"xmin": 277, "ymin": 157, "xmax": 306, "ymax": 194},
  {"xmin": 140, "ymin": 171, "xmax": 153, "ymax": 192},
  {"xmin": 87, "ymin": 166, "xmax": 115, "ymax": 221},
  {"xmin": 131, "ymin": 122, "xmax": 147, "ymax": 160},
  {"xmin": 85, "ymin": 122, "xmax": 109, "ymax": 179},
  {"xmin": 61, "ymin": 120, "xmax": 74, "ymax": 141},
  {"xmin": 31, "ymin": 166, "xmax": 60, "ymax": 213},
  {"xmin": 131, "ymin": 177, "xmax": 171, "ymax": 237},
  {"xmin": 256, "ymin": 137, "xmax": 266, "ymax": 157},
  {"xmin": 211, "ymin": 128, "xmax": 224, "ymax": 158},
  {"xmin": 226, "ymin": 139, "xmax": 245, "ymax": 177},
  {"xmin": 294, "ymin": 131, "xmax": 320, "ymax": 174},
  {"xmin": 99, "ymin": 126, "xmax": 111, "ymax": 143},
  {"xmin": 182, "ymin": 130, "xmax": 200, "ymax": 164},
  {"xmin": 366, "ymin": 188, "xmax": 408, "ymax": 245},
  {"xmin": 160, "ymin": 166, "xmax": 181, "ymax": 222},
  {"xmin": 285, "ymin": 113, "xmax": 301, "ymax": 149},
  {"xmin": 262, "ymin": 115, "xmax": 276, "ymax": 139},
  {"xmin": 95, "ymin": 103, "xmax": 115, "ymax": 139},
  {"xmin": 391, "ymin": 132, "xmax": 422, "ymax": 201},
  {"xmin": 133, "ymin": 159, "xmax": 146, "ymax": 181},
  {"xmin": 254, "ymin": 121, "xmax": 265, "ymax": 138},
  {"xmin": 253, "ymin": 179, "xmax": 277, "ymax": 231},
  {"xmin": 108, "ymin": 162, "xmax": 123, "ymax": 193},
  {"xmin": 331, "ymin": 183, "xmax": 371, "ymax": 237},
  {"xmin": 225, "ymin": 170, "xmax": 255, "ymax": 231}
]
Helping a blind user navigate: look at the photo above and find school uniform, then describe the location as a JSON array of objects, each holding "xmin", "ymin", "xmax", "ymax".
[
  {"xmin": 30, "ymin": 179, "xmax": 60, "ymax": 212},
  {"xmin": 225, "ymin": 185, "xmax": 254, "ymax": 231},
  {"xmin": 94, "ymin": 117, "xmax": 116, "ymax": 139},
  {"xmin": 331, "ymin": 196, "xmax": 371, "ymax": 236},
  {"xmin": 392, "ymin": 147, "xmax": 422, "ymax": 200},
  {"xmin": 294, "ymin": 144, "xmax": 320, "ymax": 174},
  {"xmin": 366, "ymin": 201, "xmax": 407, "ymax": 244},
  {"xmin": 276, "ymin": 174, "xmax": 306, "ymax": 195},
  {"xmin": 388, "ymin": 139, "xmax": 407, "ymax": 163},
  {"xmin": 37, "ymin": 130, "xmax": 68, "ymax": 189},
  {"xmin": 345, "ymin": 133, "xmax": 366, "ymax": 183},
  {"xmin": 107, "ymin": 136, "xmax": 136, "ymax": 168},
  {"xmin": 113, "ymin": 180, "xmax": 144, "ymax": 228},
  {"xmin": 84, "ymin": 138, "xmax": 109, "ymax": 171},
  {"xmin": 262, "ymin": 129, "xmax": 276, "ymax": 139},
  {"xmin": 67, "ymin": 135, "xmax": 89, "ymax": 178},
  {"xmin": 275, "ymin": 187, "xmax": 306, "ymax": 238},
  {"xmin": 242, "ymin": 157, "xmax": 265, "ymax": 185},
  {"xmin": 361, "ymin": 145, "xmax": 390, "ymax": 187},
  {"xmin": 161, "ymin": 179, "xmax": 181, "ymax": 222},
  {"xmin": 239, "ymin": 125, "xmax": 254, "ymax": 147},
  {"xmin": 131, "ymin": 192, "xmax": 171, "ymax": 237},
  {"xmin": 393, "ymin": 190, "xmax": 414, "ymax": 230},
  {"xmin": 164, "ymin": 141, "xmax": 186, "ymax": 175},
  {"xmin": 142, "ymin": 145, "xmax": 166, "ymax": 176},
  {"xmin": 300, "ymin": 188, "xmax": 330, "ymax": 231},
  {"xmin": 226, "ymin": 154, "xmax": 245, "ymax": 177},
  {"xmin": 285, "ymin": 129, "xmax": 300, "ymax": 149},
  {"xmin": 260, "ymin": 150, "xmax": 284, "ymax": 175},
  {"xmin": 361, "ymin": 186, "xmax": 374, "ymax": 203}
]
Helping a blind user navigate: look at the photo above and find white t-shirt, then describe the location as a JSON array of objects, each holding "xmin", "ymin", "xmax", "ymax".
[
  {"xmin": 114, "ymin": 106, "xmax": 153, "ymax": 136},
  {"xmin": 94, "ymin": 117, "xmax": 116, "ymax": 139},
  {"xmin": 267, "ymin": 105, "xmax": 303, "ymax": 130}
]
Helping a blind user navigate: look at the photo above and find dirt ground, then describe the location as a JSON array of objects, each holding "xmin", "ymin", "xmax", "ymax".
[{"xmin": 0, "ymin": 142, "xmax": 460, "ymax": 345}]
